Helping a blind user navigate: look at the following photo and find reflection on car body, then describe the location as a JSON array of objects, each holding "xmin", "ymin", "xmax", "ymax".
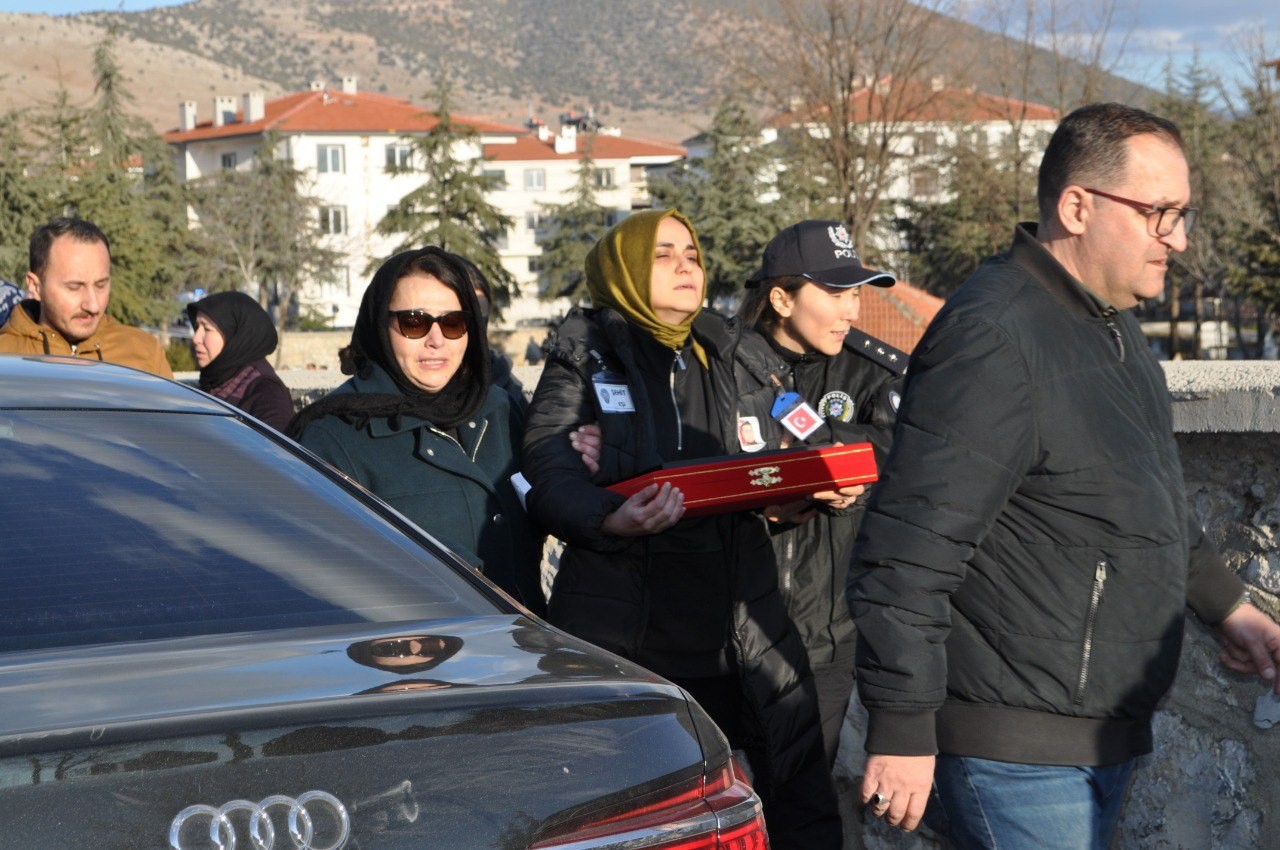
[{"xmin": 0, "ymin": 355, "xmax": 768, "ymax": 850}]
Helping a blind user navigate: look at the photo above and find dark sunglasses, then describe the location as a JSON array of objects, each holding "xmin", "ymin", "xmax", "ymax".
[{"xmin": 388, "ymin": 309, "xmax": 470, "ymax": 340}]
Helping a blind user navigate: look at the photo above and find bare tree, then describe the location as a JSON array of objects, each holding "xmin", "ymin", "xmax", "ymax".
[
  {"xmin": 738, "ymin": 0, "xmax": 960, "ymax": 254},
  {"xmin": 969, "ymin": 0, "xmax": 1141, "ymax": 113}
]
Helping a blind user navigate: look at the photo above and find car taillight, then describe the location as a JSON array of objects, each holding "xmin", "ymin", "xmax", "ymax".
[{"xmin": 529, "ymin": 756, "xmax": 768, "ymax": 850}]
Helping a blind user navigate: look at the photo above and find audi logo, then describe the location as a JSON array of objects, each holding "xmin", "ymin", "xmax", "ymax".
[{"xmin": 168, "ymin": 790, "xmax": 351, "ymax": 850}]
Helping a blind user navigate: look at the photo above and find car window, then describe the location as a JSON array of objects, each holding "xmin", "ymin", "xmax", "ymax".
[{"xmin": 0, "ymin": 410, "xmax": 498, "ymax": 652}]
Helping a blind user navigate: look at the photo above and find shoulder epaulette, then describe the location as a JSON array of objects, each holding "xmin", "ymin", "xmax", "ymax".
[{"xmin": 844, "ymin": 329, "xmax": 909, "ymax": 375}]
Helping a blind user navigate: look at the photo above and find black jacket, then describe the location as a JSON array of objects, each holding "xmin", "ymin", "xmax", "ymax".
[
  {"xmin": 732, "ymin": 327, "xmax": 903, "ymax": 671},
  {"xmin": 522, "ymin": 306, "xmax": 824, "ymax": 790},
  {"xmin": 849, "ymin": 225, "xmax": 1244, "ymax": 766}
]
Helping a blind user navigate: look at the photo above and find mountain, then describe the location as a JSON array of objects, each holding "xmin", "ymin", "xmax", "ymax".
[{"xmin": 0, "ymin": 0, "xmax": 1149, "ymax": 142}]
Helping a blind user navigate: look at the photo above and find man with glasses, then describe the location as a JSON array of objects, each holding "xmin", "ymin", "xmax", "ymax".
[{"xmin": 848, "ymin": 102, "xmax": 1280, "ymax": 847}]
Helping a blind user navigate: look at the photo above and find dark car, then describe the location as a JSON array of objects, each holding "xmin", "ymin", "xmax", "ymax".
[{"xmin": 0, "ymin": 355, "xmax": 767, "ymax": 850}]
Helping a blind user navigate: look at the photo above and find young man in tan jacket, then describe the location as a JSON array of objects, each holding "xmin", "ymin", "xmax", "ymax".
[{"xmin": 0, "ymin": 217, "xmax": 172, "ymax": 378}]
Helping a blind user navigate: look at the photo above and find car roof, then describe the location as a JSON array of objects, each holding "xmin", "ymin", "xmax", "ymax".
[{"xmin": 0, "ymin": 354, "xmax": 231, "ymax": 414}]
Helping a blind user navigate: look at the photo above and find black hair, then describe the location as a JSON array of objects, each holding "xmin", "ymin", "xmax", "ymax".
[
  {"xmin": 29, "ymin": 217, "xmax": 111, "ymax": 279},
  {"xmin": 1037, "ymin": 103, "xmax": 1184, "ymax": 226},
  {"xmin": 736, "ymin": 274, "xmax": 814, "ymax": 334}
]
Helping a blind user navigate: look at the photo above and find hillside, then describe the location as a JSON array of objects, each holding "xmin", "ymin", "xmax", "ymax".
[{"xmin": 0, "ymin": 0, "xmax": 1149, "ymax": 143}]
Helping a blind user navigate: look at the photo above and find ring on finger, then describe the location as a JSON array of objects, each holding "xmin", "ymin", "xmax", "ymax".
[{"xmin": 871, "ymin": 792, "xmax": 890, "ymax": 807}]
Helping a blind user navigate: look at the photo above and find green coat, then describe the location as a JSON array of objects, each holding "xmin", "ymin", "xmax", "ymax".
[{"xmin": 297, "ymin": 364, "xmax": 545, "ymax": 615}]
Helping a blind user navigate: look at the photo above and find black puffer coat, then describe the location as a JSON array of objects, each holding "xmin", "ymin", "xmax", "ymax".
[
  {"xmin": 732, "ymin": 327, "xmax": 902, "ymax": 672},
  {"xmin": 850, "ymin": 225, "xmax": 1244, "ymax": 766},
  {"xmin": 522, "ymin": 306, "xmax": 823, "ymax": 791}
]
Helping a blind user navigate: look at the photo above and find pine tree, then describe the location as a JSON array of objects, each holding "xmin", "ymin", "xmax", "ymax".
[
  {"xmin": 0, "ymin": 108, "xmax": 59, "ymax": 282},
  {"xmin": 649, "ymin": 93, "xmax": 787, "ymax": 303},
  {"xmin": 58, "ymin": 25, "xmax": 188, "ymax": 327},
  {"xmin": 1222, "ymin": 57, "xmax": 1280, "ymax": 355},
  {"xmin": 377, "ymin": 74, "xmax": 515, "ymax": 314},
  {"xmin": 536, "ymin": 137, "xmax": 608, "ymax": 302},
  {"xmin": 894, "ymin": 138, "xmax": 1029, "ymax": 297},
  {"xmin": 1153, "ymin": 57, "xmax": 1236, "ymax": 358}
]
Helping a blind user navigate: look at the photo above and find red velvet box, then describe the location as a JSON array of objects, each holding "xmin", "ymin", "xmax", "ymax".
[{"xmin": 606, "ymin": 443, "xmax": 878, "ymax": 518}]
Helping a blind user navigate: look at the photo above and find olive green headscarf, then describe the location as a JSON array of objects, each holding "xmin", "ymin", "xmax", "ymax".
[{"xmin": 585, "ymin": 208, "xmax": 708, "ymax": 368}]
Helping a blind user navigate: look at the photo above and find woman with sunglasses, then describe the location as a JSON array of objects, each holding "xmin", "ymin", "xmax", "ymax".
[
  {"xmin": 521, "ymin": 210, "xmax": 840, "ymax": 850},
  {"xmin": 186, "ymin": 291, "xmax": 294, "ymax": 432},
  {"xmin": 290, "ymin": 247, "xmax": 545, "ymax": 615}
]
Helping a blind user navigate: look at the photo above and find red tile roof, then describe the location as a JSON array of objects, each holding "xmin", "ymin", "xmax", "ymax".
[
  {"xmin": 856, "ymin": 279, "xmax": 944, "ymax": 353},
  {"xmin": 774, "ymin": 77, "xmax": 1059, "ymax": 127},
  {"xmin": 484, "ymin": 133, "xmax": 685, "ymax": 162},
  {"xmin": 164, "ymin": 89, "xmax": 523, "ymax": 143}
]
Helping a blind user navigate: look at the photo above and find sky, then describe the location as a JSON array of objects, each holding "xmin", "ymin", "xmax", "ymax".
[{"xmin": 0, "ymin": 0, "xmax": 1276, "ymax": 93}]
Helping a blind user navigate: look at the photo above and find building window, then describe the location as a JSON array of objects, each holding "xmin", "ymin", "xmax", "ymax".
[
  {"xmin": 914, "ymin": 133, "xmax": 939, "ymax": 156},
  {"xmin": 220, "ymin": 152, "xmax": 238, "ymax": 170},
  {"xmin": 910, "ymin": 168, "xmax": 940, "ymax": 198},
  {"xmin": 484, "ymin": 169, "xmax": 507, "ymax": 189},
  {"xmin": 525, "ymin": 211, "xmax": 547, "ymax": 233},
  {"xmin": 593, "ymin": 167, "xmax": 616, "ymax": 188},
  {"xmin": 385, "ymin": 144, "xmax": 413, "ymax": 171},
  {"xmin": 319, "ymin": 205, "xmax": 348, "ymax": 235},
  {"xmin": 529, "ymin": 255, "xmax": 545, "ymax": 273},
  {"xmin": 604, "ymin": 209, "xmax": 626, "ymax": 227},
  {"xmin": 523, "ymin": 168, "xmax": 546, "ymax": 191},
  {"xmin": 317, "ymin": 144, "xmax": 346, "ymax": 174}
]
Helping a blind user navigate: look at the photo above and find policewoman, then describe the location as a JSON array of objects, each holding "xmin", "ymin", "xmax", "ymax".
[
  {"xmin": 521, "ymin": 209, "xmax": 841, "ymax": 850},
  {"xmin": 733, "ymin": 220, "xmax": 906, "ymax": 768}
]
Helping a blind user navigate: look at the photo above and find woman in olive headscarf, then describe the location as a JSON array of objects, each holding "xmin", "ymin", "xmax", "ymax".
[
  {"xmin": 187, "ymin": 291, "xmax": 293, "ymax": 431},
  {"xmin": 289, "ymin": 246, "xmax": 545, "ymax": 616},
  {"xmin": 521, "ymin": 209, "xmax": 840, "ymax": 850}
]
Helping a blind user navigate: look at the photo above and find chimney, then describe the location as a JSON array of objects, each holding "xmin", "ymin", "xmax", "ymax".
[
  {"xmin": 178, "ymin": 100, "xmax": 197, "ymax": 132},
  {"xmin": 309, "ymin": 80, "xmax": 325, "ymax": 92},
  {"xmin": 213, "ymin": 95, "xmax": 238, "ymax": 127},
  {"xmin": 554, "ymin": 123, "xmax": 577, "ymax": 155},
  {"xmin": 341, "ymin": 75, "xmax": 357, "ymax": 95},
  {"xmin": 537, "ymin": 124, "xmax": 553, "ymax": 142},
  {"xmin": 242, "ymin": 91, "xmax": 265, "ymax": 123}
]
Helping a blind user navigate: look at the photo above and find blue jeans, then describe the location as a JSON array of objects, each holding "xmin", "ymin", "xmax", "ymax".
[{"xmin": 925, "ymin": 756, "xmax": 1135, "ymax": 850}]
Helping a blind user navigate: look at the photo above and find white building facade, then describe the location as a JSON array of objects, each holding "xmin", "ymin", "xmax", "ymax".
[{"xmin": 165, "ymin": 80, "xmax": 683, "ymax": 329}]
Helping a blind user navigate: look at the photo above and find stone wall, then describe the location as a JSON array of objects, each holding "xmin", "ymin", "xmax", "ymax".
[{"xmin": 273, "ymin": 361, "xmax": 1280, "ymax": 850}]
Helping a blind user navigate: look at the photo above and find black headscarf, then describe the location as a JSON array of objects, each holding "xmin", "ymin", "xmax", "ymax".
[
  {"xmin": 288, "ymin": 247, "xmax": 491, "ymax": 437},
  {"xmin": 186, "ymin": 291, "xmax": 278, "ymax": 391}
]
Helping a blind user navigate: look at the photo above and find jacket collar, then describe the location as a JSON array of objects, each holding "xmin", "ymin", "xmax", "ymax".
[
  {"xmin": 1009, "ymin": 223, "xmax": 1116, "ymax": 319},
  {"xmin": 349, "ymin": 364, "xmax": 491, "ymax": 453},
  {"xmin": 5, "ymin": 298, "xmax": 117, "ymax": 354}
]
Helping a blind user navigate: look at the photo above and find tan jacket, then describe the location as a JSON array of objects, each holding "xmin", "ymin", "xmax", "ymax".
[{"xmin": 0, "ymin": 300, "xmax": 173, "ymax": 378}]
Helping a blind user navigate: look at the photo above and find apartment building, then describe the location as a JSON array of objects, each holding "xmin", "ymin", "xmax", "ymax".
[{"xmin": 164, "ymin": 81, "xmax": 684, "ymax": 327}]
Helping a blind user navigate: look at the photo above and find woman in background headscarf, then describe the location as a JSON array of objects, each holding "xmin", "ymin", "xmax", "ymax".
[
  {"xmin": 521, "ymin": 209, "xmax": 840, "ymax": 850},
  {"xmin": 289, "ymin": 247, "xmax": 545, "ymax": 616},
  {"xmin": 188, "ymin": 291, "xmax": 293, "ymax": 431}
]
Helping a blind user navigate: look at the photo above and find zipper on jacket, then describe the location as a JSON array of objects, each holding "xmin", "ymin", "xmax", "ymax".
[
  {"xmin": 428, "ymin": 418, "xmax": 487, "ymax": 462},
  {"xmin": 1105, "ymin": 315, "xmax": 1125, "ymax": 362},
  {"xmin": 1074, "ymin": 559, "xmax": 1108, "ymax": 707},
  {"xmin": 670, "ymin": 349, "xmax": 686, "ymax": 452}
]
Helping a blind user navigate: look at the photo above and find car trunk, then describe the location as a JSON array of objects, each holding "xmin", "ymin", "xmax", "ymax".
[{"xmin": 0, "ymin": 615, "xmax": 713, "ymax": 849}]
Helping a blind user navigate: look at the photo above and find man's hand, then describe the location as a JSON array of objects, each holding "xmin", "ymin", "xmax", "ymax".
[
  {"xmin": 1217, "ymin": 601, "xmax": 1280, "ymax": 694},
  {"xmin": 601, "ymin": 482, "xmax": 684, "ymax": 537},
  {"xmin": 809, "ymin": 483, "xmax": 867, "ymax": 511},
  {"xmin": 861, "ymin": 754, "xmax": 935, "ymax": 832},
  {"xmin": 569, "ymin": 423, "xmax": 603, "ymax": 475}
]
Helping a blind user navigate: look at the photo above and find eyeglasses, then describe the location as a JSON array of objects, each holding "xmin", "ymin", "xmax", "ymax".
[
  {"xmin": 1083, "ymin": 188, "xmax": 1198, "ymax": 237},
  {"xmin": 388, "ymin": 309, "xmax": 470, "ymax": 340}
]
